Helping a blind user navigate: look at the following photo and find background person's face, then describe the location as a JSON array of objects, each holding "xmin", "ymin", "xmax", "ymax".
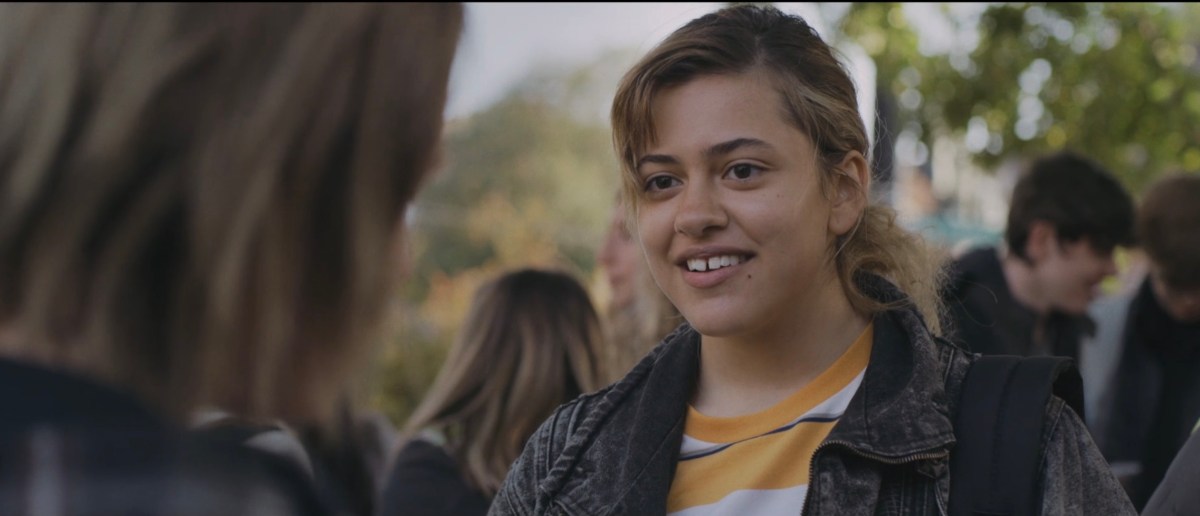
[
  {"xmin": 597, "ymin": 208, "xmax": 641, "ymax": 310},
  {"xmin": 1033, "ymin": 238, "xmax": 1117, "ymax": 315},
  {"xmin": 1150, "ymin": 266, "xmax": 1200, "ymax": 323}
]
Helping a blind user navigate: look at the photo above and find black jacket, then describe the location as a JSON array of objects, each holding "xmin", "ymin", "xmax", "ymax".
[
  {"xmin": 944, "ymin": 247, "xmax": 1091, "ymax": 359},
  {"xmin": 0, "ymin": 358, "xmax": 326, "ymax": 515},
  {"xmin": 1098, "ymin": 278, "xmax": 1200, "ymax": 510},
  {"xmin": 380, "ymin": 438, "xmax": 491, "ymax": 516},
  {"xmin": 489, "ymin": 275, "xmax": 1133, "ymax": 515}
]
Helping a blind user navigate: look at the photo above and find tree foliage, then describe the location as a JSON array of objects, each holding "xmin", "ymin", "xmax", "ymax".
[
  {"xmin": 840, "ymin": 2, "xmax": 1200, "ymax": 193},
  {"xmin": 371, "ymin": 52, "xmax": 630, "ymax": 426},
  {"xmin": 371, "ymin": 3, "xmax": 1200, "ymax": 424}
]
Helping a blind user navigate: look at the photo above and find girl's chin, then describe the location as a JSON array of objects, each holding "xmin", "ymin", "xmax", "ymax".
[{"xmin": 684, "ymin": 315, "xmax": 752, "ymax": 339}]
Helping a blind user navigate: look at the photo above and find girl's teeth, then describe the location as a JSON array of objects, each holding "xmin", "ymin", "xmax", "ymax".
[{"xmin": 688, "ymin": 255, "xmax": 744, "ymax": 272}]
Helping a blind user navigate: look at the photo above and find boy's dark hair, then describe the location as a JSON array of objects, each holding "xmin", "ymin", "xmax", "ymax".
[
  {"xmin": 1139, "ymin": 173, "xmax": 1200, "ymax": 288},
  {"xmin": 1005, "ymin": 151, "xmax": 1134, "ymax": 260}
]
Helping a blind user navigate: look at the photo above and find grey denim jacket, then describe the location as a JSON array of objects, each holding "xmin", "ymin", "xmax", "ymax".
[{"xmin": 489, "ymin": 277, "xmax": 1135, "ymax": 516}]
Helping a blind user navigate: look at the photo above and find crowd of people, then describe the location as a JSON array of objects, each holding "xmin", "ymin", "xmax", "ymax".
[{"xmin": 0, "ymin": 3, "xmax": 1195, "ymax": 516}]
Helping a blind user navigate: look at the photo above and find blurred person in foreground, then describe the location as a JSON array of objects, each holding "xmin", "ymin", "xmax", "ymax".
[
  {"xmin": 490, "ymin": 5, "xmax": 1132, "ymax": 515},
  {"xmin": 1089, "ymin": 174, "xmax": 1200, "ymax": 510},
  {"xmin": 0, "ymin": 3, "xmax": 461, "ymax": 514},
  {"xmin": 191, "ymin": 399, "xmax": 399, "ymax": 515},
  {"xmin": 380, "ymin": 268, "xmax": 608, "ymax": 516},
  {"xmin": 944, "ymin": 151, "xmax": 1135, "ymax": 362},
  {"xmin": 597, "ymin": 193, "xmax": 681, "ymax": 376}
]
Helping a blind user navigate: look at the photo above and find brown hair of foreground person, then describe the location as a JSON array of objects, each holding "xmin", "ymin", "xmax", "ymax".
[{"xmin": 0, "ymin": 3, "xmax": 463, "ymax": 424}]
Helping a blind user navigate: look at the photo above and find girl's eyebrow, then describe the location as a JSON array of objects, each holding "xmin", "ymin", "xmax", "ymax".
[
  {"xmin": 704, "ymin": 137, "xmax": 773, "ymax": 159},
  {"xmin": 637, "ymin": 153, "xmax": 679, "ymax": 169},
  {"xmin": 636, "ymin": 137, "xmax": 773, "ymax": 171}
]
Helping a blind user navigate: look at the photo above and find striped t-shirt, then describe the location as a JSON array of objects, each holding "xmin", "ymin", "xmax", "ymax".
[{"xmin": 666, "ymin": 324, "xmax": 873, "ymax": 515}]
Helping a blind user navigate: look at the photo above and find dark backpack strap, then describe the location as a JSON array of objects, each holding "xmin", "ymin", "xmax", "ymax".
[{"xmin": 949, "ymin": 355, "xmax": 1084, "ymax": 516}]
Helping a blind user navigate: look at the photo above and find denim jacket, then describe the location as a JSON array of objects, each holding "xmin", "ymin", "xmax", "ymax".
[{"xmin": 489, "ymin": 276, "xmax": 1134, "ymax": 515}]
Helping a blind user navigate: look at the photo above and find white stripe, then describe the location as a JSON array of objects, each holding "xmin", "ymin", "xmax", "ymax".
[
  {"xmin": 680, "ymin": 368, "xmax": 866, "ymax": 455},
  {"xmin": 668, "ymin": 485, "xmax": 809, "ymax": 516}
]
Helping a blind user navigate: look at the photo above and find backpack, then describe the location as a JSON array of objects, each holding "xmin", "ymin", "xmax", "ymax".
[{"xmin": 948, "ymin": 355, "xmax": 1086, "ymax": 516}]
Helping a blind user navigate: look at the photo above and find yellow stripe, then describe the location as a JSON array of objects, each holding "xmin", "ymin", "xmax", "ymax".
[
  {"xmin": 668, "ymin": 420, "xmax": 836, "ymax": 512},
  {"xmin": 684, "ymin": 323, "xmax": 873, "ymax": 443}
]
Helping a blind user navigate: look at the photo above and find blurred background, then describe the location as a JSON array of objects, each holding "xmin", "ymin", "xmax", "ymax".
[{"xmin": 371, "ymin": 2, "xmax": 1200, "ymax": 425}]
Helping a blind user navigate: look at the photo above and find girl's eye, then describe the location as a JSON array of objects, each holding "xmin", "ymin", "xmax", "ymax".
[
  {"xmin": 644, "ymin": 175, "xmax": 681, "ymax": 192},
  {"xmin": 727, "ymin": 163, "xmax": 761, "ymax": 180}
]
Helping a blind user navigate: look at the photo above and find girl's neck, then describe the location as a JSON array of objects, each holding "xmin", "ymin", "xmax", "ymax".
[{"xmin": 692, "ymin": 274, "xmax": 869, "ymax": 418}]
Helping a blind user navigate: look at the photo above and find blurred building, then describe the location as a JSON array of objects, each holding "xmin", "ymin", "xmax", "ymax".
[{"xmin": 892, "ymin": 134, "xmax": 1011, "ymax": 255}]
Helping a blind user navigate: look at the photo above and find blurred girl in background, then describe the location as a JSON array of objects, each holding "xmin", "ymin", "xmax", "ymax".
[
  {"xmin": 597, "ymin": 193, "xmax": 681, "ymax": 376},
  {"xmin": 380, "ymin": 268, "xmax": 608, "ymax": 516}
]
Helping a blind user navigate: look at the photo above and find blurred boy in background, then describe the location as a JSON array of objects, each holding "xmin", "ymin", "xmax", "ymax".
[
  {"xmin": 1089, "ymin": 173, "xmax": 1200, "ymax": 510},
  {"xmin": 944, "ymin": 151, "xmax": 1134, "ymax": 362}
]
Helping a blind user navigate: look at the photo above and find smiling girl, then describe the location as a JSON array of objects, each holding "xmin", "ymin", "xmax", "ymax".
[{"xmin": 489, "ymin": 5, "xmax": 1132, "ymax": 515}]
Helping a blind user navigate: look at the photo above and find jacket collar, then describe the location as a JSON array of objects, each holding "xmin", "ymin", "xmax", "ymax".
[
  {"xmin": 824, "ymin": 273, "xmax": 959, "ymax": 458},
  {"xmin": 538, "ymin": 324, "xmax": 698, "ymax": 515},
  {"xmin": 546, "ymin": 274, "xmax": 959, "ymax": 513}
]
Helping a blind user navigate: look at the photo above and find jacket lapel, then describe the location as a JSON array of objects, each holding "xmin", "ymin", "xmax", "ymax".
[
  {"xmin": 827, "ymin": 309, "xmax": 958, "ymax": 458},
  {"xmin": 550, "ymin": 326, "xmax": 700, "ymax": 515}
]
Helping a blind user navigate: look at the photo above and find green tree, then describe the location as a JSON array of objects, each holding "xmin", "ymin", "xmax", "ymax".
[
  {"xmin": 371, "ymin": 50, "xmax": 633, "ymax": 426},
  {"xmin": 840, "ymin": 3, "xmax": 1200, "ymax": 192}
]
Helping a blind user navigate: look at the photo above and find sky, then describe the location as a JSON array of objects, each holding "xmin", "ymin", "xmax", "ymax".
[
  {"xmin": 436, "ymin": 3, "xmax": 1002, "ymax": 240},
  {"xmin": 445, "ymin": 3, "xmax": 835, "ymax": 120},
  {"xmin": 443, "ymin": 3, "xmax": 970, "ymax": 120}
]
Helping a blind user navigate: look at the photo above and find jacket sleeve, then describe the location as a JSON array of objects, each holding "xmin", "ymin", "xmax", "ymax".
[
  {"xmin": 1039, "ymin": 396, "xmax": 1137, "ymax": 515},
  {"xmin": 489, "ymin": 403, "xmax": 570, "ymax": 516},
  {"xmin": 488, "ymin": 440, "xmax": 537, "ymax": 516}
]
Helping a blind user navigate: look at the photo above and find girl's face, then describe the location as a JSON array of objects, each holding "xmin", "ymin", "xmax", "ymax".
[{"xmin": 633, "ymin": 71, "xmax": 857, "ymax": 339}]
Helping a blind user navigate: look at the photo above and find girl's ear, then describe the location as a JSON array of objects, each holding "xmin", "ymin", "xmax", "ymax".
[{"xmin": 828, "ymin": 150, "xmax": 870, "ymax": 236}]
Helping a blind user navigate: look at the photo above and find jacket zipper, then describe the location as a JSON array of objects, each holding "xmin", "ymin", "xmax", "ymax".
[{"xmin": 801, "ymin": 440, "xmax": 950, "ymax": 516}]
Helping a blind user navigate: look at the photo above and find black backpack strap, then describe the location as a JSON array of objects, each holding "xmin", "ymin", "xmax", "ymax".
[{"xmin": 949, "ymin": 355, "xmax": 1084, "ymax": 516}]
